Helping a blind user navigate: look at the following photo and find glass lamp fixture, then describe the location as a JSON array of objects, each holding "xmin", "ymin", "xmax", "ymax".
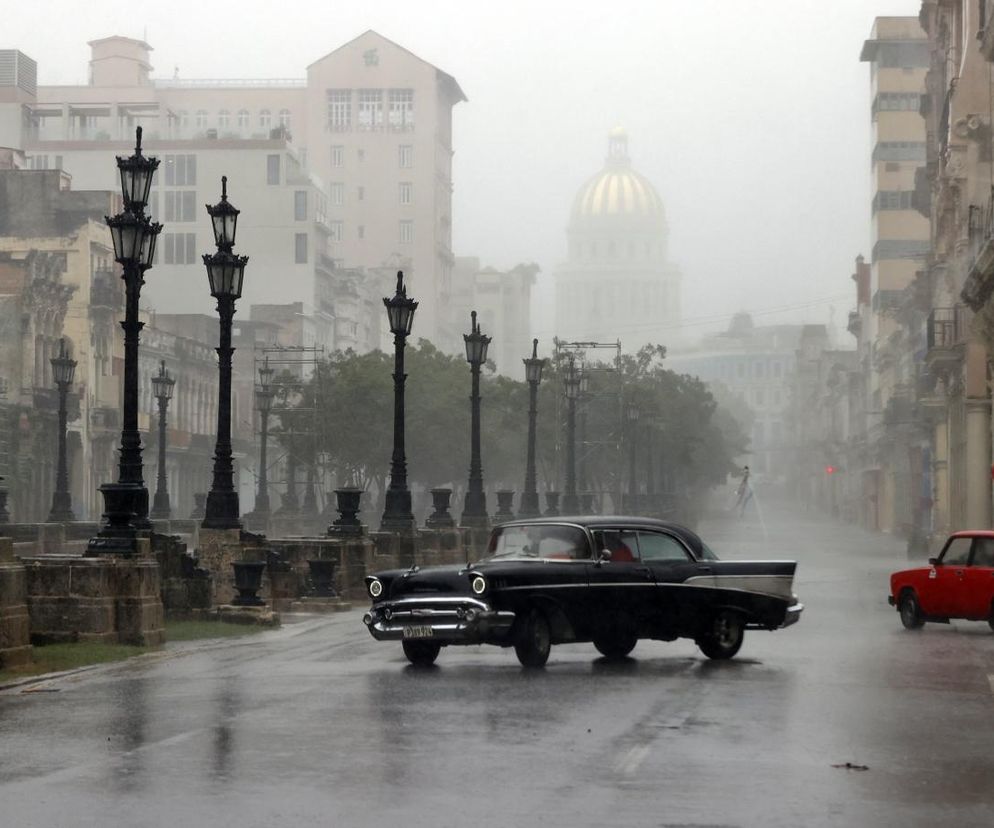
[
  {"xmin": 50, "ymin": 339, "xmax": 77, "ymax": 386},
  {"xmin": 151, "ymin": 360, "xmax": 175, "ymax": 401},
  {"xmin": 116, "ymin": 126, "xmax": 159, "ymax": 211},
  {"xmin": 464, "ymin": 310, "xmax": 491, "ymax": 366},
  {"xmin": 383, "ymin": 270, "xmax": 418, "ymax": 335}
]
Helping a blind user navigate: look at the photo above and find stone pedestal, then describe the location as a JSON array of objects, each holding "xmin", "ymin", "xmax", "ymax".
[
  {"xmin": 22, "ymin": 548, "xmax": 164, "ymax": 646},
  {"xmin": 197, "ymin": 527, "xmax": 246, "ymax": 606},
  {"xmin": 0, "ymin": 537, "xmax": 32, "ymax": 668}
]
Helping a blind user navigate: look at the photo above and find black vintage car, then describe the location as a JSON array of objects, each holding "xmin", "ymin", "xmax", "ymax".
[{"xmin": 362, "ymin": 516, "xmax": 802, "ymax": 667}]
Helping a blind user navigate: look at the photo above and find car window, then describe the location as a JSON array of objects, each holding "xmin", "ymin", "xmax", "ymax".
[
  {"xmin": 594, "ymin": 530, "xmax": 639, "ymax": 563},
  {"xmin": 637, "ymin": 531, "xmax": 691, "ymax": 562},
  {"xmin": 971, "ymin": 538, "xmax": 994, "ymax": 568},
  {"xmin": 487, "ymin": 524, "xmax": 590, "ymax": 560},
  {"xmin": 941, "ymin": 537, "xmax": 972, "ymax": 565}
]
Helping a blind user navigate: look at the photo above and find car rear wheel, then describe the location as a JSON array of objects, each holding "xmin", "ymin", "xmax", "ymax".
[
  {"xmin": 514, "ymin": 609, "xmax": 551, "ymax": 668},
  {"xmin": 696, "ymin": 610, "xmax": 744, "ymax": 660},
  {"xmin": 402, "ymin": 640, "xmax": 441, "ymax": 666},
  {"xmin": 898, "ymin": 591, "xmax": 925, "ymax": 630}
]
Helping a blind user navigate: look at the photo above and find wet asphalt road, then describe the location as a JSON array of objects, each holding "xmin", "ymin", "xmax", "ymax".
[{"xmin": 2, "ymin": 503, "xmax": 994, "ymax": 827}]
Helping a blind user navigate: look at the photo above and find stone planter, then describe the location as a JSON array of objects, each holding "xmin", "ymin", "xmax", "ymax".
[
  {"xmin": 189, "ymin": 492, "xmax": 207, "ymax": 520},
  {"xmin": 494, "ymin": 490, "xmax": 515, "ymax": 523},
  {"xmin": 425, "ymin": 488, "xmax": 455, "ymax": 529},
  {"xmin": 329, "ymin": 488, "xmax": 363, "ymax": 536},
  {"xmin": 231, "ymin": 561, "xmax": 266, "ymax": 607},
  {"xmin": 307, "ymin": 559, "xmax": 338, "ymax": 598},
  {"xmin": 544, "ymin": 491, "xmax": 561, "ymax": 517}
]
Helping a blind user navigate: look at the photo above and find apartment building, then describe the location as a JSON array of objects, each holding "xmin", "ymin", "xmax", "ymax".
[{"xmin": 0, "ymin": 31, "xmax": 464, "ymax": 352}]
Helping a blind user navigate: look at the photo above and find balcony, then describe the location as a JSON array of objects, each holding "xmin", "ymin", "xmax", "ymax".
[
  {"xmin": 90, "ymin": 270, "xmax": 120, "ymax": 309},
  {"xmin": 925, "ymin": 306, "xmax": 967, "ymax": 373},
  {"xmin": 963, "ymin": 187, "xmax": 994, "ymax": 310},
  {"xmin": 847, "ymin": 310, "xmax": 862, "ymax": 338}
]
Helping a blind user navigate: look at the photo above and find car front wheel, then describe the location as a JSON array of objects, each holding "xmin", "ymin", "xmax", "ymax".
[
  {"xmin": 514, "ymin": 609, "xmax": 551, "ymax": 668},
  {"xmin": 402, "ymin": 640, "xmax": 441, "ymax": 666},
  {"xmin": 697, "ymin": 610, "xmax": 744, "ymax": 660},
  {"xmin": 898, "ymin": 591, "xmax": 925, "ymax": 630}
]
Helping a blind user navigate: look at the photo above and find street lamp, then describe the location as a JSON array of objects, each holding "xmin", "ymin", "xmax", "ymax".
[
  {"xmin": 578, "ymin": 371, "xmax": 590, "ymax": 502},
  {"xmin": 381, "ymin": 270, "xmax": 418, "ymax": 531},
  {"xmin": 562, "ymin": 356, "xmax": 582, "ymax": 514},
  {"xmin": 461, "ymin": 310, "xmax": 491, "ymax": 528},
  {"xmin": 90, "ymin": 126, "xmax": 161, "ymax": 554},
  {"xmin": 202, "ymin": 176, "xmax": 249, "ymax": 530},
  {"xmin": 254, "ymin": 357, "xmax": 275, "ymax": 523},
  {"xmin": 150, "ymin": 360, "xmax": 175, "ymax": 519},
  {"xmin": 47, "ymin": 338, "xmax": 77, "ymax": 523},
  {"xmin": 626, "ymin": 402, "xmax": 640, "ymax": 514},
  {"xmin": 519, "ymin": 339, "xmax": 547, "ymax": 518}
]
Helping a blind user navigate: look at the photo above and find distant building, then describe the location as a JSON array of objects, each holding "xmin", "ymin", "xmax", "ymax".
[
  {"xmin": 451, "ymin": 257, "xmax": 536, "ymax": 377},
  {"xmin": 667, "ymin": 313, "xmax": 805, "ymax": 481},
  {"xmin": 0, "ymin": 31, "xmax": 465, "ymax": 352},
  {"xmin": 555, "ymin": 129, "xmax": 680, "ymax": 351}
]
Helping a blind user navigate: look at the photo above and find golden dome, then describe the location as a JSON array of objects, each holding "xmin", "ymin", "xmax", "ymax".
[{"xmin": 570, "ymin": 131, "xmax": 665, "ymax": 226}]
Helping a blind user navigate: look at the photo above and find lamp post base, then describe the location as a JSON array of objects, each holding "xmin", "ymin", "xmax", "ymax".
[
  {"xmin": 381, "ymin": 487, "xmax": 414, "ymax": 532},
  {"xmin": 87, "ymin": 482, "xmax": 147, "ymax": 556},
  {"xmin": 202, "ymin": 489, "xmax": 241, "ymax": 530},
  {"xmin": 150, "ymin": 491, "xmax": 171, "ymax": 520}
]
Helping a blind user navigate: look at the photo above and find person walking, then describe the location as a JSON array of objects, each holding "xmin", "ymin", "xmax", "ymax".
[{"xmin": 734, "ymin": 466, "xmax": 753, "ymax": 518}]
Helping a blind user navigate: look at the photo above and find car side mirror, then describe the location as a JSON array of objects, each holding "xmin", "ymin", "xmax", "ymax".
[
  {"xmin": 596, "ymin": 549, "xmax": 612, "ymax": 565},
  {"xmin": 928, "ymin": 557, "xmax": 939, "ymax": 566}
]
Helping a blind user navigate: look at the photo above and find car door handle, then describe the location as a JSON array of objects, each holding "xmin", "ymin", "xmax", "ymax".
[
  {"xmin": 635, "ymin": 566, "xmax": 652, "ymax": 576},
  {"xmin": 697, "ymin": 566, "xmax": 713, "ymax": 574}
]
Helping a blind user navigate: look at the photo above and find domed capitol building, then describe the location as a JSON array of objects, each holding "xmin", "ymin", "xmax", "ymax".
[{"xmin": 555, "ymin": 130, "xmax": 681, "ymax": 348}]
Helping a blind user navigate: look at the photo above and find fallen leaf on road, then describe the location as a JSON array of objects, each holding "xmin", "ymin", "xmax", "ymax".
[{"xmin": 831, "ymin": 762, "xmax": 869, "ymax": 771}]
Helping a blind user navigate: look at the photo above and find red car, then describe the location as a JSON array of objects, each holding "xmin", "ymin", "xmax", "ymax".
[{"xmin": 889, "ymin": 531, "xmax": 994, "ymax": 630}]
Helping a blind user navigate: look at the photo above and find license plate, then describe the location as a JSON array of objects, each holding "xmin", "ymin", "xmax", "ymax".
[{"xmin": 403, "ymin": 625, "xmax": 434, "ymax": 639}]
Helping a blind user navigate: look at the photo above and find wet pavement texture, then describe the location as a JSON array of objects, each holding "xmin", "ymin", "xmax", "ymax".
[{"xmin": 3, "ymin": 503, "xmax": 994, "ymax": 827}]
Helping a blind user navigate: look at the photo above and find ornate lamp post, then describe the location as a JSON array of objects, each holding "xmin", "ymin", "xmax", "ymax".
[
  {"xmin": 626, "ymin": 402, "xmax": 640, "ymax": 513},
  {"xmin": 150, "ymin": 360, "xmax": 175, "ymax": 519},
  {"xmin": 381, "ymin": 271, "xmax": 418, "ymax": 531},
  {"xmin": 562, "ymin": 356, "xmax": 582, "ymax": 514},
  {"xmin": 91, "ymin": 127, "xmax": 161, "ymax": 552},
  {"xmin": 519, "ymin": 339, "xmax": 547, "ymax": 518},
  {"xmin": 202, "ymin": 176, "xmax": 249, "ymax": 530},
  {"xmin": 578, "ymin": 371, "xmax": 590, "ymax": 497},
  {"xmin": 254, "ymin": 357, "xmax": 275, "ymax": 522},
  {"xmin": 47, "ymin": 338, "xmax": 77, "ymax": 523},
  {"xmin": 461, "ymin": 311, "xmax": 491, "ymax": 528}
]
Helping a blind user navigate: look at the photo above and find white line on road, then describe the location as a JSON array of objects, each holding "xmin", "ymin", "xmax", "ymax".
[{"xmin": 615, "ymin": 744, "xmax": 650, "ymax": 776}]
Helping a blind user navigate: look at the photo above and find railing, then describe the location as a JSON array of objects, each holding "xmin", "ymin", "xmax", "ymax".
[{"xmin": 926, "ymin": 306, "xmax": 967, "ymax": 349}]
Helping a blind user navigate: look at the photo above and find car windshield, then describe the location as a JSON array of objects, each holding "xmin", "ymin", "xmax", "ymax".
[{"xmin": 486, "ymin": 524, "xmax": 590, "ymax": 560}]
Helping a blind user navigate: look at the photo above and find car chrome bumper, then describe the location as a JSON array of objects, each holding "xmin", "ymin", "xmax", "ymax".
[
  {"xmin": 362, "ymin": 596, "xmax": 516, "ymax": 643},
  {"xmin": 781, "ymin": 602, "xmax": 804, "ymax": 628}
]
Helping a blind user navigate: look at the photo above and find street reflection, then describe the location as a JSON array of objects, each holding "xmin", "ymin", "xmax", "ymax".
[
  {"xmin": 108, "ymin": 676, "xmax": 148, "ymax": 793},
  {"xmin": 210, "ymin": 678, "xmax": 239, "ymax": 782}
]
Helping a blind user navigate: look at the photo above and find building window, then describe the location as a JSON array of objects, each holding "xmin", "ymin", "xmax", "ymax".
[
  {"xmin": 872, "ymin": 239, "xmax": 930, "ymax": 262},
  {"xmin": 165, "ymin": 190, "xmax": 197, "ymax": 222},
  {"xmin": 358, "ymin": 225, "xmax": 365, "ymax": 240},
  {"xmin": 357, "ymin": 186, "xmax": 365, "ymax": 201},
  {"xmin": 267, "ymin": 154, "xmax": 281, "ymax": 185},
  {"xmin": 294, "ymin": 233, "xmax": 308, "ymax": 264},
  {"xmin": 279, "ymin": 109, "xmax": 291, "ymax": 130},
  {"xmin": 237, "ymin": 109, "xmax": 249, "ymax": 130},
  {"xmin": 388, "ymin": 88, "xmax": 414, "ymax": 130},
  {"xmin": 330, "ymin": 182, "xmax": 344, "ymax": 206},
  {"xmin": 357, "ymin": 89, "xmax": 383, "ymax": 130},
  {"xmin": 260, "ymin": 109, "xmax": 271, "ymax": 130},
  {"xmin": 755, "ymin": 361, "xmax": 764, "ymax": 378},
  {"xmin": 163, "ymin": 232, "xmax": 197, "ymax": 265},
  {"xmin": 399, "ymin": 220, "xmax": 413, "ymax": 243},
  {"xmin": 195, "ymin": 110, "xmax": 208, "ymax": 129},
  {"xmin": 327, "ymin": 89, "xmax": 351, "ymax": 131},
  {"xmin": 399, "ymin": 145, "xmax": 413, "ymax": 168},
  {"xmin": 399, "ymin": 182, "xmax": 413, "ymax": 205},
  {"xmin": 294, "ymin": 191, "xmax": 308, "ymax": 221},
  {"xmin": 163, "ymin": 154, "xmax": 197, "ymax": 186},
  {"xmin": 872, "ymin": 190, "xmax": 914, "ymax": 213},
  {"xmin": 871, "ymin": 91, "xmax": 921, "ymax": 116},
  {"xmin": 177, "ymin": 111, "xmax": 188, "ymax": 131},
  {"xmin": 871, "ymin": 141, "xmax": 926, "ymax": 163},
  {"xmin": 218, "ymin": 110, "xmax": 230, "ymax": 129},
  {"xmin": 330, "ymin": 221, "xmax": 343, "ymax": 242},
  {"xmin": 331, "ymin": 145, "xmax": 344, "ymax": 167}
]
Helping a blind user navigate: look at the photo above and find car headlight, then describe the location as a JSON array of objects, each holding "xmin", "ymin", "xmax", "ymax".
[
  {"xmin": 368, "ymin": 578, "xmax": 383, "ymax": 599},
  {"xmin": 471, "ymin": 575, "xmax": 487, "ymax": 595}
]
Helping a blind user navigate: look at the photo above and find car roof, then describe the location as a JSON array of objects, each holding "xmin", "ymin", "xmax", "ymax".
[
  {"xmin": 949, "ymin": 530, "xmax": 994, "ymax": 538},
  {"xmin": 496, "ymin": 515, "xmax": 705, "ymax": 557}
]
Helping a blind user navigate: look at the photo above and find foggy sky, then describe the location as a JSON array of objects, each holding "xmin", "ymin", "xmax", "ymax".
[{"xmin": 5, "ymin": 0, "xmax": 921, "ymax": 349}]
